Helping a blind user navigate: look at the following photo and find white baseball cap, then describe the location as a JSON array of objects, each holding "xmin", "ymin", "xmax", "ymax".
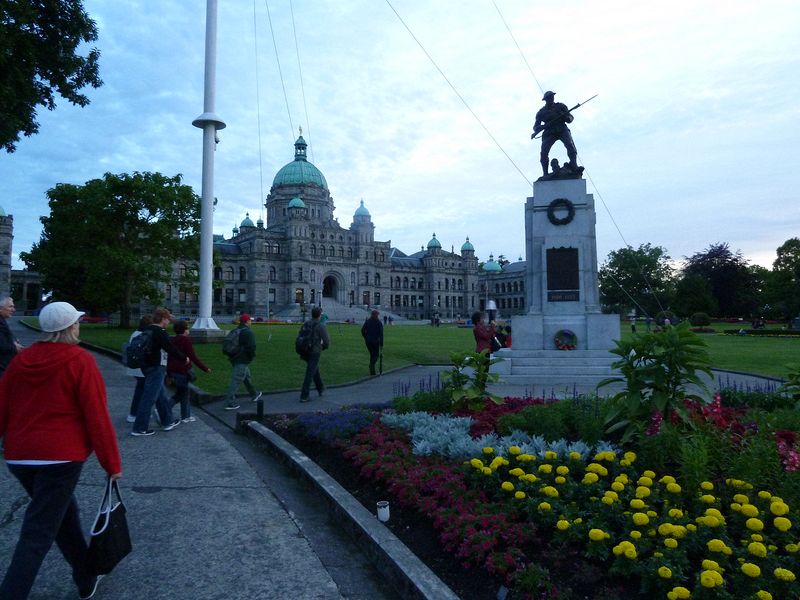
[{"xmin": 39, "ymin": 302, "xmax": 86, "ymax": 332}]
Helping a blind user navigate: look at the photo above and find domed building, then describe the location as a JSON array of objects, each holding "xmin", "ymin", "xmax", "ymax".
[{"xmin": 162, "ymin": 134, "xmax": 523, "ymax": 320}]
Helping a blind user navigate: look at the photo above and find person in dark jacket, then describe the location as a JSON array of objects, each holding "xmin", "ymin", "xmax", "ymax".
[
  {"xmin": 361, "ymin": 309, "xmax": 384, "ymax": 376},
  {"xmin": 131, "ymin": 307, "xmax": 188, "ymax": 436},
  {"xmin": 300, "ymin": 307, "xmax": 330, "ymax": 402},
  {"xmin": 0, "ymin": 296, "xmax": 23, "ymax": 377},
  {"xmin": 223, "ymin": 314, "xmax": 261, "ymax": 411},
  {"xmin": 168, "ymin": 320, "xmax": 211, "ymax": 422}
]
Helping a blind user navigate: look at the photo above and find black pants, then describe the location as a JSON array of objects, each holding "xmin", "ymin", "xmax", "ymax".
[
  {"xmin": 0, "ymin": 461, "xmax": 94, "ymax": 599},
  {"xmin": 366, "ymin": 343, "xmax": 380, "ymax": 375}
]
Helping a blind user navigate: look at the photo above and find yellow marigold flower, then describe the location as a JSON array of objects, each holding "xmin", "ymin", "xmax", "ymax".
[
  {"xmin": 624, "ymin": 547, "xmax": 636, "ymax": 559},
  {"xmin": 585, "ymin": 463, "xmax": 608, "ymax": 476},
  {"xmin": 573, "ymin": 517, "xmax": 583, "ymax": 524},
  {"xmin": 741, "ymin": 562, "xmax": 761, "ymax": 577},
  {"xmin": 542, "ymin": 486, "xmax": 559, "ymax": 498},
  {"xmin": 768, "ymin": 544, "xmax": 777, "ymax": 552},
  {"xmin": 785, "ymin": 543, "xmax": 798, "ymax": 553},
  {"xmin": 508, "ymin": 445, "xmax": 521, "ymax": 455},
  {"xmin": 619, "ymin": 459, "xmax": 630, "ymax": 467},
  {"xmin": 555, "ymin": 476, "xmax": 566, "ymax": 485},
  {"xmin": 774, "ymin": 567, "xmax": 796, "ymax": 582},
  {"xmin": 668, "ymin": 508, "xmax": 684, "ymax": 519},
  {"xmin": 508, "ymin": 467, "xmax": 524, "ymax": 477},
  {"xmin": 700, "ymin": 494, "xmax": 716, "ymax": 504},
  {"xmin": 667, "ymin": 586, "xmax": 691, "ymax": 599},
  {"xmin": 748, "ymin": 541, "xmax": 767, "ymax": 558},
  {"xmin": 568, "ymin": 451, "xmax": 581, "ymax": 461},
  {"xmin": 758, "ymin": 490, "xmax": 772, "ymax": 500},
  {"xmin": 672, "ymin": 526, "xmax": 687, "ymax": 539},
  {"xmin": 660, "ymin": 475, "xmax": 676, "ymax": 485},
  {"xmin": 773, "ymin": 517, "xmax": 792, "ymax": 532},
  {"xmin": 635, "ymin": 486, "xmax": 651, "ymax": 499},
  {"xmin": 756, "ymin": 591, "xmax": 773, "ymax": 600},
  {"xmin": 604, "ymin": 490, "xmax": 619, "ymax": 501},
  {"xmin": 624, "ymin": 451, "xmax": 637, "ymax": 462},
  {"xmin": 514, "ymin": 491, "xmax": 526, "ymax": 500},
  {"xmin": 490, "ymin": 457, "xmax": 505, "ymax": 470},
  {"xmin": 611, "ymin": 481, "xmax": 625, "ymax": 492},
  {"xmin": 615, "ymin": 474, "xmax": 629, "ymax": 484},
  {"xmin": 556, "ymin": 519, "xmax": 570, "ymax": 531},
  {"xmin": 658, "ymin": 523, "xmax": 674, "ymax": 536},
  {"xmin": 524, "ymin": 474, "xmax": 538, "ymax": 483},
  {"xmin": 686, "ymin": 523, "xmax": 697, "ymax": 532},
  {"xmin": 482, "ymin": 467, "xmax": 493, "ymax": 475},
  {"xmin": 554, "ymin": 465, "xmax": 568, "ymax": 475},
  {"xmin": 641, "ymin": 469, "xmax": 655, "ymax": 478},
  {"xmin": 538, "ymin": 464, "xmax": 553, "ymax": 474},
  {"xmin": 658, "ymin": 566, "xmax": 672, "ymax": 579},
  {"xmin": 630, "ymin": 499, "xmax": 646, "ymax": 510},
  {"xmin": 705, "ymin": 508, "xmax": 723, "ymax": 519},
  {"xmin": 601, "ymin": 496, "xmax": 614, "ymax": 506},
  {"xmin": 770, "ymin": 501, "xmax": 789, "ymax": 516},
  {"xmin": 730, "ymin": 502, "xmax": 742, "ymax": 512},
  {"xmin": 664, "ymin": 538, "xmax": 678, "ymax": 549},
  {"xmin": 702, "ymin": 559, "xmax": 721, "ymax": 572},
  {"xmin": 483, "ymin": 447, "xmax": 494, "ymax": 454},
  {"xmin": 582, "ymin": 473, "xmax": 599, "ymax": 485},
  {"xmin": 632, "ymin": 512, "xmax": 649, "ymax": 526},
  {"xmin": 746, "ymin": 518, "xmax": 764, "ymax": 532},
  {"xmin": 666, "ymin": 482, "xmax": 682, "ymax": 494},
  {"xmin": 637, "ymin": 476, "xmax": 653, "ymax": 487},
  {"xmin": 741, "ymin": 504, "xmax": 760, "ymax": 517},
  {"xmin": 501, "ymin": 481, "xmax": 514, "ymax": 492},
  {"xmin": 700, "ymin": 481, "xmax": 714, "ymax": 490},
  {"xmin": 700, "ymin": 569, "xmax": 723, "ymax": 588},
  {"xmin": 538, "ymin": 502, "xmax": 551, "ymax": 511},
  {"xmin": 647, "ymin": 510, "xmax": 657, "ymax": 518},
  {"xmin": 630, "ymin": 530, "xmax": 642, "ymax": 539},
  {"xmin": 544, "ymin": 451, "xmax": 558, "ymax": 460},
  {"xmin": 469, "ymin": 458, "xmax": 484, "ymax": 469},
  {"xmin": 733, "ymin": 493, "xmax": 749, "ymax": 504},
  {"xmin": 588, "ymin": 528, "xmax": 608, "ymax": 541},
  {"xmin": 707, "ymin": 538, "xmax": 727, "ymax": 552}
]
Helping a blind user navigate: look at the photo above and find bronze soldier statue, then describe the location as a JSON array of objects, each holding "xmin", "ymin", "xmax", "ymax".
[{"xmin": 532, "ymin": 91, "xmax": 578, "ymax": 177}]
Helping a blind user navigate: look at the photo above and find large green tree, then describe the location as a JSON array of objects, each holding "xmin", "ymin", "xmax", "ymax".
[
  {"xmin": 681, "ymin": 243, "xmax": 759, "ymax": 318},
  {"xmin": 21, "ymin": 172, "xmax": 200, "ymax": 326},
  {"xmin": 0, "ymin": 0, "xmax": 101, "ymax": 152},
  {"xmin": 763, "ymin": 238, "xmax": 800, "ymax": 319},
  {"xmin": 598, "ymin": 243, "xmax": 675, "ymax": 316}
]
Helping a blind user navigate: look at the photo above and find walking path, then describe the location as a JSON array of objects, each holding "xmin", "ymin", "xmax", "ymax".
[{"xmin": 1, "ymin": 317, "xmax": 782, "ymax": 599}]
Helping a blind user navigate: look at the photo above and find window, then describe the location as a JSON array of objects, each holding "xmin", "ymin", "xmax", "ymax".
[
  {"xmin": 239, "ymin": 267, "xmax": 247, "ymax": 281},
  {"xmin": 394, "ymin": 276, "xmax": 400, "ymax": 288},
  {"xmin": 445, "ymin": 279, "xmax": 449, "ymax": 290},
  {"xmin": 269, "ymin": 266, "xmax": 276, "ymax": 282},
  {"xmin": 410, "ymin": 278, "xmax": 416, "ymax": 289},
  {"xmin": 225, "ymin": 288, "xmax": 234, "ymax": 303},
  {"xmin": 351, "ymin": 272, "xmax": 356, "ymax": 285},
  {"xmin": 364, "ymin": 272, "xmax": 369, "ymax": 284},
  {"xmin": 339, "ymin": 247, "xmax": 343, "ymax": 257},
  {"xmin": 330, "ymin": 246, "xmax": 335, "ymax": 256},
  {"xmin": 214, "ymin": 267, "xmax": 222, "ymax": 280},
  {"xmin": 225, "ymin": 267, "xmax": 234, "ymax": 281},
  {"xmin": 374, "ymin": 292, "xmax": 381, "ymax": 305},
  {"xmin": 165, "ymin": 285, "xmax": 172, "ymax": 301},
  {"xmin": 348, "ymin": 247, "xmax": 353, "ymax": 258},
  {"xmin": 320, "ymin": 246, "xmax": 326, "ymax": 257},
  {"xmin": 274, "ymin": 244, "xmax": 280, "ymax": 255},
  {"xmin": 495, "ymin": 283, "xmax": 500, "ymax": 293},
  {"xmin": 311, "ymin": 244, "xmax": 316, "ymax": 255},
  {"xmin": 310, "ymin": 269, "xmax": 316, "ymax": 283},
  {"xmin": 296, "ymin": 267, "xmax": 303, "ymax": 281},
  {"xmin": 374, "ymin": 273, "xmax": 381, "ymax": 286},
  {"xmin": 403, "ymin": 277, "xmax": 408, "ymax": 289},
  {"xmin": 239, "ymin": 289, "xmax": 246, "ymax": 302},
  {"xmin": 458, "ymin": 279, "xmax": 463, "ymax": 290}
]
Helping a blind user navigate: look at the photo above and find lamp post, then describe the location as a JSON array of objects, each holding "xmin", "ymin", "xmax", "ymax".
[{"xmin": 482, "ymin": 253, "xmax": 502, "ymax": 322}]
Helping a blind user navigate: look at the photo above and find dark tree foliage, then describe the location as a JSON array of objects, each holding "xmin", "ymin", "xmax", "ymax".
[
  {"xmin": 671, "ymin": 274, "xmax": 718, "ymax": 318},
  {"xmin": 681, "ymin": 242, "xmax": 758, "ymax": 318},
  {"xmin": 598, "ymin": 243, "xmax": 675, "ymax": 317},
  {"xmin": 20, "ymin": 172, "xmax": 200, "ymax": 327},
  {"xmin": 0, "ymin": 0, "xmax": 101, "ymax": 152},
  {"xmin": 763, "ymin": 238, "xmax": 800, "ymax": 319}
]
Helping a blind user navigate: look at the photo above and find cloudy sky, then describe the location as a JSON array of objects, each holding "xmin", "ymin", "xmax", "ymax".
[{"xmin": 2, "ymin": 0, "xmax": 799, "ymax": 272}]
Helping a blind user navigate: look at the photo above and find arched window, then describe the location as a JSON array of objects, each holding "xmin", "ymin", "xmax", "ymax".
[
  {"xmin": 239, "ymin": 267, "xmax": 247, "ymax": 281},
  {"xmin": 495, "ymin": 283, "xmax": 500, "ymax": 293},
  {"xmin": 320, "ymin": 246, "xmax": 326, "ymax": 257},
  {"xmin": 374, "ymin": 273, "xmax": 381, "ymax": 286},
  {"xmin": 445, "ymin": 279, "xmax": 449, "ymax": 290},
  {"xmin": 418, "ymin": 278, "xmax": 424, "ymax": 289},
  {"xmin": 225, "ymin": 267, "xmax": 234, "ymax": 281},
  {"xmin": 410, "ymin": 278, "xmax": 415, "ymax": 289},
  {"xmin": 274, "ymin": 244, "xmax": 280, "ymax": 255},
  {"xmin": 179, "ymin": 264, "xmax": 187, "ymax": 278},
  {"xmin": 380, "ymin": 252, "xmax": 385, "ymax": 262},
  {"xmin": 351, "ymin": 272, "xmax": 356, "ymax": 285},
  {"xmin": 394, "ymin": 276, "xmax": 400, "ymax": 288},
  {"xmin": 348, "ymin": 247, "xmax": 353, "ymax": 258},
  {"xmin": 310, "ymin": 269, "xmax": 316, "ymax": 283},
  {"xmin": 214, "ymin": 267, "xmax": 222, "ymax": 280},
  {"xmin": 339, "ymin": 247, "xmax": 343, "ymax": 257},
  {"xmin": 311, "ymin": 244, "xmax": 316, "ymax": 255},
  {"xmin": 329, "ymin": 246, "xmax": 334, "ymax": 256},
  {"xmin": 269, "ymin": 266, "xmax": 276, "ymax": 282},
  {"xmin": 513, "ymin": 282, "xmax": 518, "ymax": 292},
  {"xmin": 458, "ymin": 279, "xmax": 463, "ymax": 290},
  {"xmin": 501, "ymin": 283, "xmax": 506, "ymax": 293},
  {"xmin": 403, "ymin": 277, "xmax": 408, "ymax": 289}
]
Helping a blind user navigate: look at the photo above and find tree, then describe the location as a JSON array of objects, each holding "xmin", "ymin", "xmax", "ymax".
[
  {"xmin": 764, "ymin": 238, "xmax": 800, "ymax": 319},
  {"xmin": 681, "ymin": 243, "xmax": 759, "ymax": 318},
  {"xmin": 21, "ymin": 172, "xmax": 200, "ymax": 326},
  {"xmin": 0, "ymin": 1, "xmax": 101, "ymax": 152},
  {"xmin": 671, "ymin": 274, "xmax": 718, "ymax": 318},
  {"xmin": 598, "ymin": 243, "xmax": 675, "ymax": 316}
]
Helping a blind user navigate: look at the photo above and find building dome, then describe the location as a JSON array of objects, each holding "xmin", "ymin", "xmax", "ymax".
[
  {"xmin": 354, "ymin": 199, "xmax": 370, "ymax": 217},
  {"xmin": 482, "ymin": 253, "xmax": 502, "ymax": 272},
  {"xmin": 427, "ymin": 233, "xmax": 441, "ymax": 249},
  {"xmin": 288, "ymin": 197, "xmax": 306, "ymax": 208},
  {"xmin": 257, "ymin": 216, "xmax": 264, "ymax": 228},
  {"xmin": 232, "ymin": 224, "xmax": 240, "ymax": 236},
  {"xmin": 461, "ymin": 237, "xmax": 474, "ymax": 252},
  {"xmin": 240, "ymin": 213, "xmax": 255, "ymax": 228},
  {"xmin": 272, "ymin": 135, "xmax": 328, "ymax": 190},
  {"xmin": 0, "ymin": 205, "xmax": 6, "ymax": 217}
]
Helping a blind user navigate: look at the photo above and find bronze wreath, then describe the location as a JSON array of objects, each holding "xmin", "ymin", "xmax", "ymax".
[
  {"xmin": 554, "ymin": 329, "xmax": 577, "ymax": 350},
  {"xmin": 547, "ymin": 198, "xmax": 575, "ymax": 226}
]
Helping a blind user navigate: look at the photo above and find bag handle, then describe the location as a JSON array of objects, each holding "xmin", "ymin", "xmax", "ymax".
[{"xmin": 92, "ymin": 477, "xmax": 125, "ymax": 536}]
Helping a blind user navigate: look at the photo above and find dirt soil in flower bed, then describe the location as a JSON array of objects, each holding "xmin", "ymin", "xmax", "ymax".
[{"xmin": 271, "ymin": 423, "xmax": 506, "ymax": 600}]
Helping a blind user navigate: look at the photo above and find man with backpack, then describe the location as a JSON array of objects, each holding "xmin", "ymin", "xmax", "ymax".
[
  {"xmin": 360, "ymin": 309, "xmax": 383, "ymax": 376},
  {"xmin": 298, "ymin": 306, "xmax": 329, "ymax": 403},
  {"xmin": 222, "ymin": 314, "xmax": 261, "ymax": 411}
]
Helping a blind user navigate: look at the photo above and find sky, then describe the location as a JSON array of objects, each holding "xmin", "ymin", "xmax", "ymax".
[{"xmin": 2, "ymin": 0, "xmax": 799, "ymax": 272}]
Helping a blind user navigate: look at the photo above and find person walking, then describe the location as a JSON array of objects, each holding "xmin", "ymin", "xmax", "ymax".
[
  {"xmin": 168, "ymin": 320, "xmax": 211, "ymax": 422},
  {"xmin": 471, "ymin": 310, "xmax": 496, "ymax": 355},
  {"xmin": 299, "ymin": 306, "xmax": 330, "ymax": 402},
  {"xmin": 0, "ymin": 301, "xmax": 122, "ymax": 600},
  {"xmin": 125, "ymin": 315, "xmax": 152, "ymax": 423},
  {"xmin": 0, "ymin": 296, "xmax": 24, "ymax": 378},
  {"xmin": 223, "ymin": 314, "xmax": 261, "ymax": 411},
  {"xmin": 361, "ymin": 309, "xmax": 384, "ymax": 376},
  {"xmin": 131, "ymin": 307, "xmax": 188, "ymax": 436}
]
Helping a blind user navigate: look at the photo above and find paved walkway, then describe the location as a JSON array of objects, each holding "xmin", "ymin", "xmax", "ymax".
[{"xmin": 1, "ymin": 318, "xmax": 782, "ymax": 599}]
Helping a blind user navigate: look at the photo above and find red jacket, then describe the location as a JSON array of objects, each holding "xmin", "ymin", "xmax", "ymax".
[
  {"xmin": 473, "ymin": 322, "xmax": 496, "ymax": 354},
  {"xmin": 0, "ymin": 342, "xmax": 121, "ymax": 475},
  {"xmin": 167, "ymin": 334, "xmax": 210, "ymax": 375}
]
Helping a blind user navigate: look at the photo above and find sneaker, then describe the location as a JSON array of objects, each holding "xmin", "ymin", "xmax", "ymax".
[
  {"xmin": 126, "ymin": 414, "xmax": 136, "ymax": 423},
  {"xmin": 299, "ymin": 396, "xmax": 311, "ymax": 403},
  {"xmin": 181, "ymin": 416, "xmax": 197, "ymax": 423},
  {"xmin": 223, "ymin": 404, "xmax": 240, "ymax": 411},
  {"xmin": 162, "ymin": 419, "xmax": 181, "ymax": 431},
  {"xmin": 252, "ymin": 391, "xmax": 263, "ymax": 403},
  {"xmin": 317, "ymin": 388, "xmax": 325, "ymax": 397},
  {"xmin": 131, "ymin": 429, "xmax": 155, "ymax": 437},
  {"xmin": 79, "ymin": 574, "xmax": 103, "ymax": 599}
]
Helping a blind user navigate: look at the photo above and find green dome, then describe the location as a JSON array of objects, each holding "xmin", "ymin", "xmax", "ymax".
[
  {"xmin": 483, "ymin": 254, "xmax": 502, "ymax": 272},
  {"xmin": 240, "ymin": 212, "xmax": 255, "ymax": 228},
  {"xmin": 0, "ymin": 206, "xmax": 6, "ymax": 217},
  {"xmin": 461, "ymin": 237, "xmax": 474, "ymax": 252},
  {"xmin": 354, "ymin": 199, "xmax": 370, "ymax": 217},
  {"xmin": 427, "ymin": 233, "xmax": 441, "ymax": 249},
  {"xmin": 272, "ymin": 135, "xmax": 328, "ymax": 190},
  {"xmin": 288, "ymin": 197, "xmax": 306, "ymax": 208}
]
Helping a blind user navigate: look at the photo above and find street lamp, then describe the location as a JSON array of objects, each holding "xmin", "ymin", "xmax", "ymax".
[{"xmin": 482, "ymin": 253, "xmax": 502, "ymax": 322}]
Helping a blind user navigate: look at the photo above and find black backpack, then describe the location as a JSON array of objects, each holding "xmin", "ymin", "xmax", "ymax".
[
  {"xmin": 123, "ymin": 330, "xmax": 153, "ymax": 369},
  {"xmin": 222, "ymin": 328, "xmax": 242, "ymax": 357},
  {"xmin": 295, "ymin": 321, "xmax": 317, "ymax": 358}
]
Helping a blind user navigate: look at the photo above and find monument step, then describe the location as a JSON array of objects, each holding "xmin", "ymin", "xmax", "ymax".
[{"xmin": 510, "ymin": 365, "xmax": 615, "ymax": 377}]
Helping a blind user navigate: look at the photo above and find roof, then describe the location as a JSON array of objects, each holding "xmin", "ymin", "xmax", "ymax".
[{"xmin": 272, "ymin": 135, "xmax": 328, "ymax": 190}]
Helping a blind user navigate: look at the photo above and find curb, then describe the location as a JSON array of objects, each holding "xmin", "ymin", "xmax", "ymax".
[{"xmin": 242, "ymin": 420, "xmax": 459, "ymax": 600}]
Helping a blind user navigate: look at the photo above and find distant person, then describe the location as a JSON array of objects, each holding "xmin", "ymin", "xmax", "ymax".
[
  {"xmin": 131, "ymin": 307, "xmax": 188, "ymax": 436},
  {"xmin": 631, "ymin": 317, "xmax": 637, "ymax": 334},
  {"xmin": 0, "ymin": 296, "xmax": 24, "ymax": 378},
  {"xmin": 300, "ymin": 306, "xmax": 330, "ymax": 402},
  {"xmin": 361, "ymin": 309, "xmax": 384, "ymax": 376},
  {"xmin": 383, "ymin": 314, "xmax": 388, "ymax": 325},
  {"xmin": 126, "ymin": 315, "xmax": 153, "ymax": 423},
  {"xmin": 168, "ymin": 320, "xmax": 211, "ymax": 423},
  {"xmin": 222, "ymin": 314, "xmax": 261, "ymax": 411},
  {"xmin": 471, "ymin": 310, "xmax": 496, "ymax": 355},
  {"xmin": 0, "ymin": 301, "xmax": 122, "ymax": 600},
  {"xmin": 503, "ymin": 325, "xmax": 512, "ymax": 348}
]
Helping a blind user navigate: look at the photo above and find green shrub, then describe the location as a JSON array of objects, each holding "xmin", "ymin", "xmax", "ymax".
[
  {"xmin": 689, "ymin": 312, "xmax": 711, "ymax": 326},
  {"xmin": 727, "ymin": 432, "xmax": 783, "ymax": 491},
  {"xmin": 497, "ymin": 402, "xmax": 569, "ymax": 441},
  {"xmin": 719, "ymin": 387, "xmax": 795, "ymax": 412},
  {"xmin": 563, "ymin": 395, "xmax": 609, "ymax": 445},
  {"xmin": 636, "ymin": 424, "xmax": 685, "ymax": 474},
  {"xmin": 678, "ymin": 432, "xmax": 713, "ymax": 493},
  {"xmin": 392, "ymin": 389, "xmax": 452, "ymax": 414}
]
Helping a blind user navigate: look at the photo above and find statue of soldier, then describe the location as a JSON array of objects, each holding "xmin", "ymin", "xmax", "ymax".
[{"xmin": 532, "ymin": 91, "xmax": 578, "ymax": 177}]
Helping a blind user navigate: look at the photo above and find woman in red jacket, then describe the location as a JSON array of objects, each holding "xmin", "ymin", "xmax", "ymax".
[
  {"xmin": 471, "ymin": 310, "xmax": 496, "ymax": 355},
  {"xmin": 167, "ymin": 320, "xmax": 211, "ymax": 422},
  {"xmin": 0, "ymin": 302, "xmax": 122, "ymax": 600}
]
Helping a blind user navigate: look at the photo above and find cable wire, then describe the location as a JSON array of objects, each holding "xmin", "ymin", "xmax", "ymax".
[
  {"xmin": 263, "ymin": 0, "xmax": 294, "ymax": 140},
  {"xmin": 253, "ymin": 0, "xmax": 266, "ymax": 222},
  {"xmin": 289, "ymin": 0, "xmax": 314, "ymax": 163}
]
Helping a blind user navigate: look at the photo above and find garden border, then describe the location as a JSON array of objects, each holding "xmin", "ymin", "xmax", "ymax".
[{"xmin": 242, "ymin": 420, "xmax": 459, "ymax": 600}]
